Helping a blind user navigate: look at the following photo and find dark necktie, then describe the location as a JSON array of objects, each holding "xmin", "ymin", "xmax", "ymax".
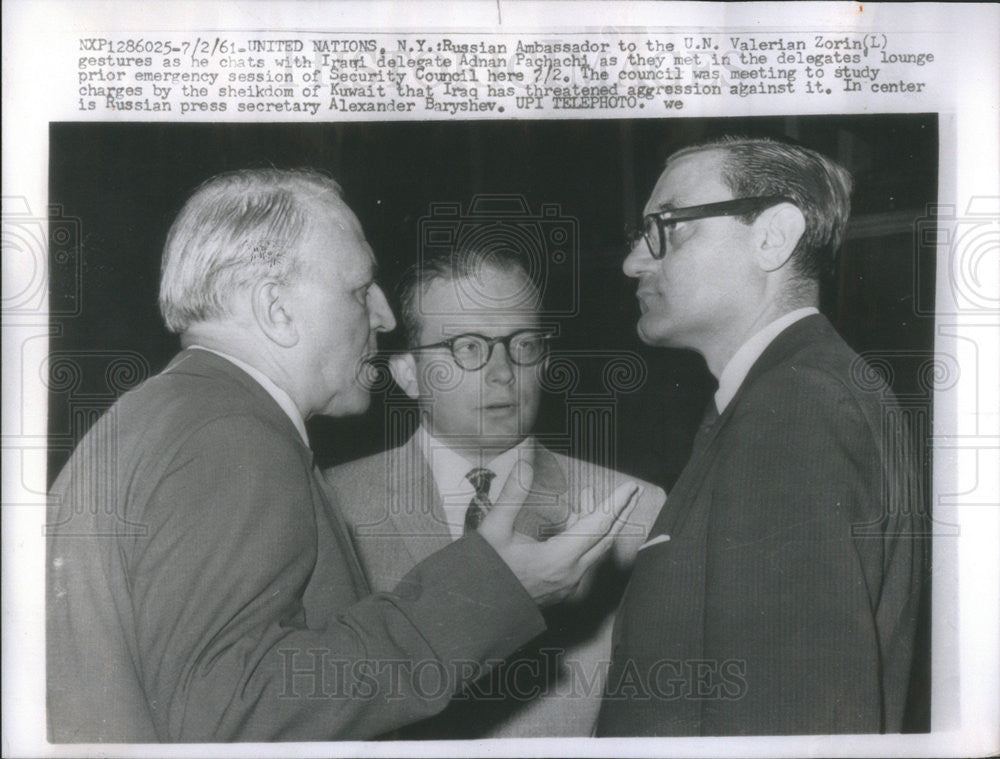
[{"xmin": 464, "ymin": 467, "xmax": 496, "ymax": 534}]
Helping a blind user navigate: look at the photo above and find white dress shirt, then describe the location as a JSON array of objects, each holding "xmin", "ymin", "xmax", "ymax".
[
  {"xmin": 187, "ymin": 345, "xmax": 310, "ymax": 447},
  {"xmin": 714, "ymin": 307, "xmax": 819, "ymax": 414},
  {"xmin": 417, "ymin": 425, "xmax": 534, "ymax": 540}
]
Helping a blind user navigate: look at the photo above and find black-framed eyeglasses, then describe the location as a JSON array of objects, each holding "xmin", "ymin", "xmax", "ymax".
[
  {"xmin": 411, "ymin": 329, "xmax": 553, "ymax": 371},
  {"xmin": 641, "ymin": 196, "xmax": 794, "ymax": 259}
]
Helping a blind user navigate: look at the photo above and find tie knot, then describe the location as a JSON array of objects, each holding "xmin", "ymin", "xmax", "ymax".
[{"xmin": 466, "ymin": 467, "xmax": 496, "ymax": 499}]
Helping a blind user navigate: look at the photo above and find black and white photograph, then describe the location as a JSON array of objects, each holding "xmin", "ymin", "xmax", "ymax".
[
  {"xmin": 44, "ymin": 115, "xmax": 936, "ymax": 741},
  {"xmin": 3, "ymin": 3, "xmax": 998, "ymax": 757}
]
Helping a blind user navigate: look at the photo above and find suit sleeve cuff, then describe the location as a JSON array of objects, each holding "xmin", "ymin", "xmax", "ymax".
[{"xmin": 394, "ymin": 530, "xmax": 545, "ymax": 668}]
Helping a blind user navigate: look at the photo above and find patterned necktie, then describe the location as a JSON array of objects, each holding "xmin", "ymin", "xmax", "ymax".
[{"xmin": 464, "ymin": 467, "xmax": 496, "ymax": 534}]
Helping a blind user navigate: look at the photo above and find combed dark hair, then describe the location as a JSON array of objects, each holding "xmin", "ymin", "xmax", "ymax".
[
  {"xmin": 669, "ymin": 136, "xmax": 853, "ymax": 281},
  {"xmin": 159, "ymin": 168, "xmax": 343, "ymax": 333},
  {"xmin": 396, "ymin": 246, "xmax": 541, "ymax": 347}
]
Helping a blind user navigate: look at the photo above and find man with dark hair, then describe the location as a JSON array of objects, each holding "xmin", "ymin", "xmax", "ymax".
[
  {"xmin": 46, "ymin": 169, "xmax": 641, "ymax": 742},
  {"xmin": 597, "ymin": 137, "xmax": 926, "ymax": 736},
  {"xmin": 325, "ymin": 245, "xmax": 665, "ymax": 737}
]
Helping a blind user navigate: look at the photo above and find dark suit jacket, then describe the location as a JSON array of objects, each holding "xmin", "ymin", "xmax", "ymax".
[
  {"xmin": 325, "ymin": 436, "xmax": 665, "ymax": 737},
  {"xmin": 597, "ymin": 315, "xmax": 927, "ymax": 736},
  {"xmin": 46, "ymin": 349, "xmax": 545, "ymax": 742}
]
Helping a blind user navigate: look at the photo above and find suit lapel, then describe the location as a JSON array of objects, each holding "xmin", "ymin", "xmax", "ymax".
[
  {"xmin": 380, "ymin": 438, "xmax": 577, "ymax": 556},
  {"xmin": 313, "ymin": 470, "xmax": 372, "ymax": 594},
  {"xmin": 171, "ymin": 350, "xmax": 375, "ymax": 598},
  {"xmin": 650, "ymin": 413, "xmax": 726, "ymax": 539},
  {"xmin": 166, "ymin": 348, "xmax": 307, "ymax": 453},
  {"xmin": 651, "ymin": 314, "xmax": 832, "ymax": 539},
  {"xmin": 383, "ymin": 436, "xmax": 452, "ymax": 566},
  {"xmin": 513, "ymin": 445, "xmax": 571, "ymax": 540}
]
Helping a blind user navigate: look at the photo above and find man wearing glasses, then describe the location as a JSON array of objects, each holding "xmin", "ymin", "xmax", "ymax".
[
  {"xmin": 596, "ymin": 137, "xmax": 926, "ymax": 735},
  {"xmin": 325, "ymin": 247, "xmax": 665, "ymax": 738}
]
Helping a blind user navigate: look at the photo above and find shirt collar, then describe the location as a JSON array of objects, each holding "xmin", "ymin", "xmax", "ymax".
[
  {"xmin": 187, "ymin": 345, "xmax": 310, "ymax": 447},
  {"xmin": 714, "ymin": 307, "xmax": 819, "ymax": 414},
  {"xmin": 417, "ymin": 425, "xmax": 534, "ymax": 504}
]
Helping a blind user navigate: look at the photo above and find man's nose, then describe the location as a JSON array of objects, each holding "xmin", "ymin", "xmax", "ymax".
[
  {"xmin": 484, "ymin": 342, "xmax": 515, "ymax": 384},
  {"xmin": 368, "ymin": 283, "xmax": 396, "ymax": 333},
  {"xmin": 623, "ymin": 236, "xmax": 654, "ymax": 279}
]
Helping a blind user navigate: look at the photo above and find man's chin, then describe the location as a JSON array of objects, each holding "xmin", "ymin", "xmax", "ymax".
[
  {"xmin": 438, "ymin": 427, "xmax": 527, "ymax": 452},
  {"xmin": 480, "ymin": 425, "xmax": 530, "ymax": 453},
  {"xmin": 321, "ymin": 389, "xmax": 371, "ymax": 418},
  {"xmin": 636, "ymin": 317, "xmax": 664, "ymax": 346},
  {"xmin": 346, "ymin": 391, "xmax": 373, "ymax": 415},
  {"xmin": 640, "ymin": 311, "xmax": 690, "ymax": 347}
]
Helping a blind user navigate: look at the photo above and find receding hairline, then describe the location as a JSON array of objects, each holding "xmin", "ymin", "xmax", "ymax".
[
  {"xmin": 665, "ymin": 143, "xmax": 729, "ymax": 167},
  {"xmin": 647, "ymin": 148, "xmax": 730, "ymax": 212},
  {"xmin": 158, "ymin": 168, "xmax": 365, "ymax": 333},
  {"xmin": 293, "ymin": 189, "xmax": 370, "ymax": 255},
  {"xmin": 295, "ymin": 184, "xmax": 358, "ymax": 229},
  {"xmin": 422, "ymin": 261, "xmax": 538, "ymax": 302},
  {"xmin": 401, "ymin": 256, "xmax": 541, "ymax": 344},
  {"xmin": 297, "ymin": 192, "xmax": 378, "ymax": 279}
]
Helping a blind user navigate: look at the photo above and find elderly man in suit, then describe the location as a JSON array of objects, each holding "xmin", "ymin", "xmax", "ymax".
[
  {"xmin": 46, "ymin": 169, "xmax": 641, "ymax": 742},
  {"xmin": 325, "ymin": 247, "xmax": 666, "ymax": 738},
  {"xmin": 596, "ymin": 137, "xmax": 927, "ymax": 736}
]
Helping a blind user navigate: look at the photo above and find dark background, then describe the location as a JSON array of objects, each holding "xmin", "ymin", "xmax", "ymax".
[{"xmin": 48, "ymin": 114, "xmax": 937, "ymax": 732}]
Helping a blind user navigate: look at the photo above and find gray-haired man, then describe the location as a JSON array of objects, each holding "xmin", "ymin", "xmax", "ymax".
[{"xmin": 47, "ymin": 169, "xmax": 640, "ymax": 742}]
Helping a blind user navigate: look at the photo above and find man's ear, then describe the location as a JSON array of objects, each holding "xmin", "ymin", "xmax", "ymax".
[
  {"xmin": 754, "ymin": 202, "xmax": 806, "ymax": 272},
  {"xmin": 251, "ymin": 280, "xmax": 299, "ymax": 348},
  {"xmin": 388, "ymin": 352, "xmax": 420, "ymax": 400}
]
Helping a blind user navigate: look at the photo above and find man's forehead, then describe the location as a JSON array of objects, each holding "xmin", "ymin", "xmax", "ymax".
[
  {"xmin": 308, "ymin": 194, "xmax": 361, "ymax": 236},
  {"xmin": 644, "ymin": 149, "xmax": 730, "ymax": 214},
  {"xmin": 418, "ymin": 270, "xmax": 540, "ymax": 336},
  {"xmin": 339, "ymin": 246, "xmax": 376, "ymax": 286},
  {"xmin": 305, "ymin": 197, "xmax": 375, "ymax": 277},
  {"xmin": 425, "ymin": 269, "xmax": 538, "ymax": 309},
  {"xmin": 424, "ymin": 313, "xmax": 541, "ymax": 339}
]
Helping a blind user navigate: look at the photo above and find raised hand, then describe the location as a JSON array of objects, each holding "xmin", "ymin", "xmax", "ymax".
[{"xmin": 479, "ymin": 461, "xmax": 642, "ymax": 606}]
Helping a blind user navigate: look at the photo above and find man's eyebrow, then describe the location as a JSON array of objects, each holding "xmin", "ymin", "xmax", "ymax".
[{"xmin": 351, "ymin": 268, "xmax": 376, "ymax": 291}]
